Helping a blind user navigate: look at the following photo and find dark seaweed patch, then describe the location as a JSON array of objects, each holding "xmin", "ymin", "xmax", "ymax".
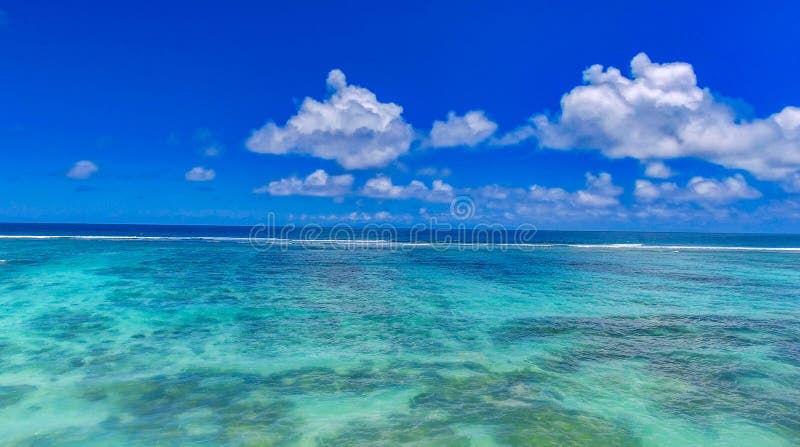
[
  {"xmin": 494, "ymin": 314, "xmax": 800, "ymax": 436},
  {"xmin": 28, "ymin": 310, "xmax": 117, "ymax": 340},
  {"xmin": 261, "ymin": 365, "xmax": 413, "ymax": 396},
  {"xmin": 495, "ymin": 314, "xmax": 796, "ymax": 347},
  {"xmin": 320, "ymin": 367, "xmax": 640, "ymax": 447},
  {"xmin": 0, "ymin": 384, "xmax": 36, "ymax": 408},
  {"xmin": 82, "ymin": 369, "xmax": 300, "ymax": 445}
]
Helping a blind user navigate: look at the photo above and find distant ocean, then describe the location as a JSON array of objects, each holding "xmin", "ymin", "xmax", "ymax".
[{"xmin": 1, "ymin": 223, "xmax": 799, "ymax": 446}]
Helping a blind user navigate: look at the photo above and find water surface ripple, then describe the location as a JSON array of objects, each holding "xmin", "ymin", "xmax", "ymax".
[{"xmin": 0, "ymin": 237, "xmax": 798, "ymax": 446}]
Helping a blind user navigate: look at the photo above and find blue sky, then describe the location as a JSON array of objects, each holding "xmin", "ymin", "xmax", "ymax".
[{"xmin": 2, "ymin": 1, "xmax": 800, "ymax": 231}]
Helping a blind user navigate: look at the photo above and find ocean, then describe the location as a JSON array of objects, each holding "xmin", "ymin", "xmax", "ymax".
[{"xmin": 0, "ymin": 223, "xmax": 799, "ymax": 446}]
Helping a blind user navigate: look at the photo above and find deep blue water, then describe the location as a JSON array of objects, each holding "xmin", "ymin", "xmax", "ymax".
[{"xmin": 2, "ymin": 222, "xmax": 800, "ymax": 247}]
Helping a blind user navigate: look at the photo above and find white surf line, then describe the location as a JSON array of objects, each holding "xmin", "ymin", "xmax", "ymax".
[
  {"xmin": 0, "ymin": 235, "xmax": 252, "ymax": 242},
  {"xmin": 2, "ymin": 235, "xmax": 800, "ymax": 252},
  {"xmin": 566, "ymin": 244, "xmax": 800, "ymax": 252}
]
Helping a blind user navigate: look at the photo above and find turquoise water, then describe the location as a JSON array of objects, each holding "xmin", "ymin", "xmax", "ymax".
[{"xmin": 1, "ymin": 233, "xmax": 799, "ymax": 445}]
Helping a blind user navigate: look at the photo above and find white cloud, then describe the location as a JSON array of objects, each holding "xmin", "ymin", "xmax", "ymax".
[
  {"xmin": 429, "ymin": 110, "xmax": 497, "ymax": 147},
  {"xmin": 633, "ymin": 180, "xmax": 670, "ymax": 203},
  {"xmin": 416, "ymin": 166, "xmax": 452, "ymax": 177},
  {"xmin": 644, "ymin": 161, "xmax": 673, "ymax": 179},
  {"xmin": 185, "ymin": 166, "xmax": 216, "ymax": 182},
  {"xmin": 574, "ymin": 172, "xmax": 624, "ymax": 207},
  {"xmin": 754, "ymin": 199, "xmax": 800, "ymax": 222},
  {"xmin": 246, "ymin": 69, "xmax": 414, "ymax": 170},
  {"xmin": 493, "ymin": 123, "xmax": 537, "ymax": 146},
  {"xmin": 466, "ymin": 172, "xmax": 625, "ymax": 224},
  {"xmin": 522, "ymin": 179, "xmax": 626, "ymax": 221},
  {"xmin": 471, "ymin": 172, "xmax": 622, "ymax": 209},
  {"xmin": 254, "ymin": 169, "xmax": 354, "ymax": 197},
  {"xmin": 783, "ymin": 173, "xmax": 800, "ymax": 193},
  {"xmin": 360, "ymin": 175, "xmax": 454, "ymax": 202},
  {"xmin": 288, "ymin": 210, "xmax": 411, "ymax": 223},
  {"xmin": 527, "ymin": 184, "xmax": 569, "ymax": 202},
  {"xmin": 346, "ymin": 212, "xmax": 373, "ymax": 221},
  {"xmin": 635, "ymin": 174, "xmax": 761, "ymax": 204},
  {"xmin": 525, "ymin": 53, "xmax": 800, "ymax": 187},
  {"xmin": 66, "ymin": 160, "xmax": 99, "ymax": 179},
  {"xmin": 473, "ymin": 184, "xmax": 521, "ymax": 201}
]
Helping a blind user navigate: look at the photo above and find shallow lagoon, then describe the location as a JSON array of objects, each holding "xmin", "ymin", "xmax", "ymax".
[{"xmin": 0, "ymin": 237, "xmax": 799, "ymax": 446}]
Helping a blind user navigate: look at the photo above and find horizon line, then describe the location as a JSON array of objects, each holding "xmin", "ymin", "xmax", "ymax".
[{"xmin": 1, "ymin": 221, "xmax": 798, "ymax": 237}]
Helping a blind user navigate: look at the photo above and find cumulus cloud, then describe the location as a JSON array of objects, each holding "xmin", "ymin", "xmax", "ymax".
[
  {"xmin": 66, "ymin": 160, "xmax": 99, "ymax": 179},
  {"xmin": 635, "ymin": 174, "xmax": 761, "ymax": 205},
  {"xmin": 493, "ymin": 123, "xmax": 537, "ymax": 146},
  {"xmin": 185, "ymin": 166, "xmax": 216, "ymax": 182},
  {"xmin": 471, "ymin": 172, "xmax": 622, "ymax": 209},
  {"xmin": 465, "ymin": 172, "xmax": 625, "ymax": 224},
  {"xmin": 780, "ymin": 172, "xmax": 800, "ymax": 193},
  {"xmin": 754, "ymin": 199, "xmax": 800, "ymax": 222},
  {"xmin": 644, "ymin": 161, "xmax": 673, "ymax": 179},
  {"xmin": 246, "ymin": 69, "xmax": 414, "ymax": 170},
  {"xmin": 522, "ymin": 53, "xmax": 800, "ymax": 187},
  {"xmin": 253, "ymin": 169, "xmax": 354, "ymax": 197},
  {"xmin": 429, "ymin": 110, "xmax": 497, "ymax": 147},
  {"xmin": 523, "ymin": 174, "xmax": 625, "ymax": 222},
  {"xmin": 416, "ymin": 166, "xmax": 452, "ymax": 177},
  {"xmin": 286, "ymin": 210, "xmax": 407, "ymax": 223},
  {"xmin": 360, "ymin": 176, "xmax": 454, "ymax": 202},
  {"xmin": 574, "ymin": 172, "xmax": 624, "ymax": 207}
]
